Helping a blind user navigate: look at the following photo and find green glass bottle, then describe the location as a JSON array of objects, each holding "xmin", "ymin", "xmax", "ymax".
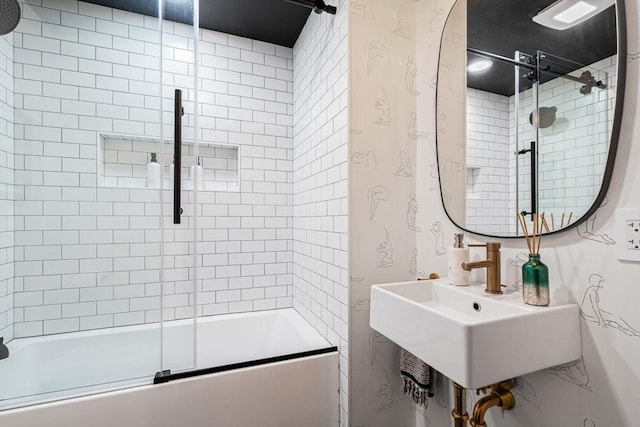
[{"xmin": 522, "ymin": 254, "xmax": 549, "ymax": 306}]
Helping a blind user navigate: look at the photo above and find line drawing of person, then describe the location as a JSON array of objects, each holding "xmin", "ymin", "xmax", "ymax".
[
  {"xmin": 395, "ymin": 151, "xmax": 413, "ymax": 177},
  {"xmin": 438, "ymin": 59, "xmax": 454, "ymax": 91},
  {"xmin": 407, "ymin": 193, "xmax": 420, "ymax": 232},
  {"xmin": 369, "ymin": 331, "xmax": 389, "ymax": 364},
  {"xmin": 406, "ymin": 56, "xmax": 420, "ymax": 95},
  {"xmin": 377, "ymin": 371, "xmax": 394, "ymax": 411},
  {"xmin": 408, "ymin": 112, "xmax": 427, "ymax": 139},
  {"xmin": 437, "ymin": 108, "xmax": 447, "ymax": 134},
  {"xmin": 627, "ymin": 51, "xmax": 640, "ymax": 63},
  {"xmin": 374, "ymin": 89, "xmax": 391, "ymax": 125},
  {"xmin": 430, "ymin": 221, "xmax": 446, "ymax": 256},
  {"xmin": 444, "ymin": 158, "xmax": 463, "ymax": 173},
  {"xmin": 394, "ymin": 12, "xmax": 411, "ymax": 38},
  {"xmin": 512, "ymin": 377, "xmax": 540, "ymax": 410},
  {"xmin": 350, "ymin": 2, "xmax": 374, "ymax": 19},
  {"xmin": 352, "ymin": 298, "xmax": 370, "ymax": 312},
  {"xmin": 409, "ymin": 248, "xmax": 426, "ymax": 277},
  {"xmin": 576, "ymin": 197, "xmax": 615, "ymax": 244},
  {"xmin": 509, "ymin": 252, "xmax": 529, "ymax": 291},
  {"xmin": 377, "ymin": 228, "xmax": 394, "ymax": 268},
  {"xmin": 427, "ymin": 4, "xmax": 446, "ymax": 35},
  {"xmin": 368, "ymin": 185, "xmax": 390, "ymax": 220},
  {"xmin": 547, "ymin": 356, "xmax": 592, "ymax": 392},
  {"xmin": 580, "ymin": 274, "xmax": 640, "ymax": 337},
  {"xmin": 365, "ymin": 41, "xmax": 387, "ymax": 74},
  {"xmin": 352, "ymin": 150, "xmax": 377, "ymax": 166}
]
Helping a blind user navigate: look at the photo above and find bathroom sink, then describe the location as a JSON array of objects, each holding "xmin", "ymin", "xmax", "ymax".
[{"xmin": 370, "ymin": 279, "xmax": 581, "ymax": 389}]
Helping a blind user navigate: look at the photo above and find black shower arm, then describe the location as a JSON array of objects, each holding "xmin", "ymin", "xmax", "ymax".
[{"xmin": 283, "ymin": 0, "xmax": 337, "ymax": 15}]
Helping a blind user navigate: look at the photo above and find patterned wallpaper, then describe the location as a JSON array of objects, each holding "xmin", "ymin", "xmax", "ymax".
[
  {"xmin": 349, "ymin": 1, "xmax": 448, "ymax": 425},
  {"xmin": 349, "ymin": 0, "xmax": 640, "ymax": 426}
]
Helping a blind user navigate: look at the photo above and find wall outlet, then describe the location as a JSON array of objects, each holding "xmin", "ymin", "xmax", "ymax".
[
  {"xmin": 616, "ymin": 209, "xmax": 640, "ymax": 261},
  {"xmin": 626, "ymin": 220, "xmax": 640, "ymax": 250}
]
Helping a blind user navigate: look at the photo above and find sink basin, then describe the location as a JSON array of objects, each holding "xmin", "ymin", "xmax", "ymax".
[{"xmin": 370, "ymin": 279, "xmax": 581, "ymax": 389}]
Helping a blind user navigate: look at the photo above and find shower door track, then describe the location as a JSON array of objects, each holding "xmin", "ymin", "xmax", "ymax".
[{"xmin": 153, "ymin": 346, "xmax": 338, "ymax": 384}]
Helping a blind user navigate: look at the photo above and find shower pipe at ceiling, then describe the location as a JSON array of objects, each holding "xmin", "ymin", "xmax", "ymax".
[
  {"xmin": 467, "ymin": 47, "xmax": 606, "ymax": 91},
  {"xmin": 283, "ymin": 0, "xmax": 337, "ymax": 15}
]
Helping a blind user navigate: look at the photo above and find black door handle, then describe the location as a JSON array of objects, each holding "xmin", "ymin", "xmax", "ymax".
[{"xmin": 173, "ymin": 89, "xmax": 182, "ymax": 224}]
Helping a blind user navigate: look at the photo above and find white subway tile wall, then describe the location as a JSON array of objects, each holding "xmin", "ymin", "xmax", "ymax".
[
  {"xmin": 98, "ymin": 134, "xmax": 239, "ymax": 191},
  {"xmin": 0, "ymin": 31, "xmax": 14, "ymax": 342},
  {"xmin": 293, "ymin": 1, "xmax": 348, "ymax": 425},
  {"xmin": 531, "ymin": 55, "xmax": 616, "ymax": 222},
  {"xmin": 11, "ymin": 0, "xmax": 294, "ymax": 338},
  {"xmin": 466, "ymin": 55, "xmax": 615, "ymax": 233},
  {"xmin": 466, "ymin": 88, "xmax": 515, "ymax": 234}
]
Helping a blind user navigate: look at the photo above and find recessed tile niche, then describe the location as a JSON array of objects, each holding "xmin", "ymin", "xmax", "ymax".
[{"xmin": 97, "ymin": 134, "xmax": 239, "ymax": 191}]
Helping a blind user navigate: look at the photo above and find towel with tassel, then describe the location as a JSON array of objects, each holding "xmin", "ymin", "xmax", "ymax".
[{"xmin": 400, "ymin": 348, "xmax": 438, "ymax": 407}]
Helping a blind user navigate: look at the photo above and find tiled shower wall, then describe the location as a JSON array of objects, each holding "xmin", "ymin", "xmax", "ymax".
[
  {"xmin": 466, "ymin": 87, "xmax": 514, "ymax": 234},
  {"xmin": 0, "ymin": 32, "xmax": 14, "ymax": 342},
  {"xmin": 11, "ymin": 0, "xmax": 294, "ymax": 338},
  {"xmin": 466, "ymin": 55, "xmax": 616, "ymax": 233},
  {"xmin": 519, "ymin": 55, "xmax": 617, "ymax": 223},
  {"xmin": 292, "ymin": 1, "xmax": 349, "ymax": 425}
]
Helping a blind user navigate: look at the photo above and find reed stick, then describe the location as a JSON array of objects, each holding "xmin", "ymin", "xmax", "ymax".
[
  {"xmin": 541, "ymin": 212, "xmax": 550, "ymax": 232},
  {"xmin": 561, "ymin": 212, "xmax": 566, "ymax": 228},
  {"xmin": 539, "ymin": 215, "xmax": 550, "ymax": 252},
  {"xmin": 532, "ymin": 214, "xmax": 538, "ymax": 254},
  {"xmin": 518, "ymin": 213, "xmax": 533, "ymax": 254},
  {"xmin": 551, "ymin": 213, "xmax": 555, "ymax": 231},
  {"xmin": 567, "ymin": 212, "xmax": 573, "ymax": 225}
]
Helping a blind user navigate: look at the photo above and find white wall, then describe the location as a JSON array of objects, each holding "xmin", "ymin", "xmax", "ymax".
[
  {"xmin": 0, "ymin": 31, "xmax": 14, "ymax": 342},
  {"xmin": 11, "ymin": 0, "xmax": 294, "ymax": 338},
  {"xmin": 292, "ymin": 1, "xmax": 349, "ymax": 425}
]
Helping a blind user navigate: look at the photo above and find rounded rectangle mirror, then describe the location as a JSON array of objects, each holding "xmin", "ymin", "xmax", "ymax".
[{"xmin": 436, "ymin": 0, "xmax": 626, "ymax": 237}]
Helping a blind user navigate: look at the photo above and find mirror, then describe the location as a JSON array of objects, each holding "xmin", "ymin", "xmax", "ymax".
[{"xmin": 436, "ymin": 0, "xmax": 626, "ymax": 237}]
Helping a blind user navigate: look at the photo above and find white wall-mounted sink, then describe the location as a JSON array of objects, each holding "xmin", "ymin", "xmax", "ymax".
[{"xmin": 370, "ymin": 279, "xmax": 581, "ymax": 389}]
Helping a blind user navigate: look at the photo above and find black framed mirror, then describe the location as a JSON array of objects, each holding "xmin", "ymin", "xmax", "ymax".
[{"xmin": 436, "ymin": 0, "xmax": 626, "ymax": 238}]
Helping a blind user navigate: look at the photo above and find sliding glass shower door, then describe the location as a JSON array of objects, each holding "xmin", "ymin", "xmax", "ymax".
[
  {"xmin": 158, "ymin": 0, "xmax": 199, "ymax": 377},
  {"xmin": 0, "ymin": 0, "xmax": 201, "ymax": 409}
]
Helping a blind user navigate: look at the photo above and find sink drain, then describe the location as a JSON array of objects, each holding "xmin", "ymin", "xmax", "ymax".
[{"xmin": 473, "ymin": 302, "xmax": 481, "ymax": 312}]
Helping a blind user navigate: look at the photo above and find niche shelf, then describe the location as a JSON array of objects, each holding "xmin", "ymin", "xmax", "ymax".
[{"xmin": 97, "ymin": 133, "xmax": 239, "ymax": 192}]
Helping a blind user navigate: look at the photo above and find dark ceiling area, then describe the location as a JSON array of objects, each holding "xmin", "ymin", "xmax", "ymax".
[
  {"xmin": 467, "ymin": 0, "xmax": 617, "ymax": 96},
  {"xmin": 83, "ymin": 0, "xmax": 312, "ymax": 48}
]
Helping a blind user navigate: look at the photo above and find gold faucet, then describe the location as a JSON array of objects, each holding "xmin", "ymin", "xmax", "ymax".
[
  {"xmin": 462, "ymin": 242, "xmax": 503, "ymax": 294},
  {"xmin": 470, "ymin": 380, "xmax": 515, "ymax": 427}
]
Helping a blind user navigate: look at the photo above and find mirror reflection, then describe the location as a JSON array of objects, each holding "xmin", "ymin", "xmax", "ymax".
[{"xmin": 437, "ymin": 0, "xmax": 623, "ymax": 237}]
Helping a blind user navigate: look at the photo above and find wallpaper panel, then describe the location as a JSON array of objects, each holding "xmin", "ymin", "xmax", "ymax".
[
  {"xmin": 350, "ymin": 0, "xmax": 640, "ymax": 426},
  {"xmin": 348, "ymin": 1, "xmax": 452, "ymax": 425}
]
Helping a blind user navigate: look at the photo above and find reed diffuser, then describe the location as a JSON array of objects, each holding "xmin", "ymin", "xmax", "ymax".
[{"xmin": 517, "ymin": 212, "xmax": 550, "ymax": 306}]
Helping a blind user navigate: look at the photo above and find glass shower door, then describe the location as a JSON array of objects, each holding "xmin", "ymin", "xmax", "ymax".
[
  {"xmin": 536, "ymin": 51, "xmax": 610, "ymax": 227},
  {"xmin": 157, "ymin": 0, "xmax": 199, "ymax": 377},
  {"xmin": 514, "ymin": 51, "xmax": 537, "ymax": 233},
  {"xmin": 0, "ymin": 0, "xmax": 186, "ymax": 409}
]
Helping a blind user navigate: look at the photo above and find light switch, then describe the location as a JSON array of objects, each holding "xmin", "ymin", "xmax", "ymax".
[{"xmin": 615, "ymin": 209, "xmax": 640, "ymax": 261}]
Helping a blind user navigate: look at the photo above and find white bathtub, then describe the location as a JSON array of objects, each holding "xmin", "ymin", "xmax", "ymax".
[{"xmin": 0, "ymin": 309, "xmax": 339, "ymax": 427}]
